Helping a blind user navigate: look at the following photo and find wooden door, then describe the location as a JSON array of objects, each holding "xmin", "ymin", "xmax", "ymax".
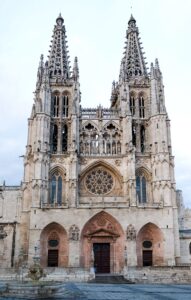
[
  {"xmin": 48, "ymin": 249, "xmax": 58, "ymax": 267},
  {"xmin": 143, "ymin": 250, "xmax": 152, "ymax": 266},
  {"xmin": 93, "ymin": 243, "xmax": 110, "ymax": 273}
]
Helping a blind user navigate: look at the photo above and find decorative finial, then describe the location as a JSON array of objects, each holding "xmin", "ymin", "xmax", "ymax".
[
  {"xmin": 56, "ymin": 13, "xmax": 64, "ymax": 26},
  {"xmin": 73, "ymin": 56, "xmax": 79, "ymax": 80},
  {"xmin": 128, "ymin": 14, "xmax": 136, "ymax": 25}
]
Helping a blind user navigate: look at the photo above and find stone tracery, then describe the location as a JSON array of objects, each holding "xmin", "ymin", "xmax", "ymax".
[
  {"xmin": 80, "ymin": 121, "xmax": 121, "ymax": 156},
  {"xmin": 85, "ymin": 167, "xmax": 114, "ymax": 195}
]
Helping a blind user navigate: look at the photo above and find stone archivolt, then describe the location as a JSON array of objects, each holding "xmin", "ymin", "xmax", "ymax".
[{"xmin": 80, "ymin": 211, "xmax": 125, "ymax": 273}]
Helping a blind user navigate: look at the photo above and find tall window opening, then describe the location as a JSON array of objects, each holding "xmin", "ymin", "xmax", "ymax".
[
  {"xmin": 52, "ymin": 124, "xmax": 58, "ymax": 153},
  {"xmin": 130, "ymin": 95, "xmax": 135, "ymax": 116},
  {"xmin": 50, "ymin": 173, "xmax": 63, "ymax": 205},
  {"xmin": 139, "ymin": 95, "xmax": 145, "ymax": 118},
  {"xmin": 62, "ymin": 124, "xmax": 68, "ymax": 152},
  {"xmin": 132, "ymin": 124, "xmax": 136, "ymax": 146},
  {"xmin": 136, "ymin": 175, "xmax": 147, "ymax": 203},
  {"xmin": 62, "ymin": 95, "xmax": 69, "ymax": 117},
  {"xmin": 140, "ymin": 125, "xmax": 145, "ymax": 153},
  {"xmin": 52, "ymin": 95, "xmax": 59, "ymax": 117},
  {"xmin": 189, "ymin": 242, "xmax": 191, "ymax": 255}
]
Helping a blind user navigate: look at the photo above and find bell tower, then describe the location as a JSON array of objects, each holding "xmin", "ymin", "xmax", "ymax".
[{"xmin": 21, "ymin": 14, "xmax": 80, "ymax": 259}]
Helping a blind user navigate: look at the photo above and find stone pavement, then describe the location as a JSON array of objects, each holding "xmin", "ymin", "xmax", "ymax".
[
  {"xmin": 1, "ymin": 282, "xmax": 191, "ymax": 299},
  {"xmin": 73, "ymin": 283, "xmax": 191, "ymax": 300}
]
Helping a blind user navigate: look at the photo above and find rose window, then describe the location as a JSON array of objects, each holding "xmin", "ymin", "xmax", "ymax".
[{"xmin": 85, "ymin": 168, "xmax": 114, "ymax": 195}]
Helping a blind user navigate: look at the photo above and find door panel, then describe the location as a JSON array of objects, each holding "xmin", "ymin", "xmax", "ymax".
[
  {"xmin": 93, "ymin": 243, "xmax": 110, "ymax": 273},
  {"xmin": 48, "ymin": 249, "xmax": 58, "ymax": 267},
  {"xmin": 143, "ymin": 250, "xmax": 152, "ymax": 266}
]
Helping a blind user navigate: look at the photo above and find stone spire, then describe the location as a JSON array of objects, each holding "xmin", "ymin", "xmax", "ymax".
[
  {"xmin": 121, "ymin": 14, "xmax": 148, "ymax": 80},
  {"xmin": 48, "ymin": 13, "xmax": 71, "ymax": 79}
]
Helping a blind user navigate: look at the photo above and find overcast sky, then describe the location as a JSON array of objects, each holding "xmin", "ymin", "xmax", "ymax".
[{"xmin": 0, "ymin": 0, "xmax": 191, "ymax": 207}]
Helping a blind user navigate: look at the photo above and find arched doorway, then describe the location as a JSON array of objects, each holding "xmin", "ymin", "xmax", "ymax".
[
  {"xmin": 136, "ymin": 222, "xmax": 164, "ymax": 266},
  {"xmin": 80, "ymin": 211, "xmax": 125, "ymax": 273},
  {"xmin": 40, "ymin": 222, "xmax": 68, "ymax": 267}
]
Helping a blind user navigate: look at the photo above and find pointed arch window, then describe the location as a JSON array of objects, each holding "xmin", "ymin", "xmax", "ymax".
[
  {"xmin": 62, "ymin": 124, "xmax": 68, "ymax": 152},
  {"xmin": 130, "ymin": 95, "xmax": 135, "ymax": 116},
  {"xmin": 140, "ymin": 125, "xmax": 145, "ymax": 153},
  {"xmin": 139, "ymin": 95, "xmax": 145, "ymax": 118},
  {"xmin": 136, "ymin": 175, "xmax": 147, "ymax": 203},
  {"xmin": 62, "ymin": 95, "xmax": 69, "ymax": 117},
  {"xmin": 52, "ymin": 124, "xmax": 58, "ymax": 153},
  {"xmin": 132, "ymin": 124, "xmax": 136, "ymax": 146},
  {"xmin": 52, "ymin": 95, "xmax": 60, "ymax": 117},
  {"xmin": 50, "ymin": 173, "xmax": 63, "ymax": 205}
]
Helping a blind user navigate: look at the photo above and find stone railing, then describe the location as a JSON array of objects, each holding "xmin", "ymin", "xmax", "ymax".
[
  {"xmin": 41, "ymin": 202, "xmax": 68, "ymax": 209},
  {"xmin": 81, "ymin": 108, "xmax": 120, "ymax": 119}
]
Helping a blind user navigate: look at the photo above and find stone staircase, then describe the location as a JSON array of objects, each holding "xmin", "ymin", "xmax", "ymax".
[{"xmin": 89, "ymin": 274, "xmax": 134, "ymax": 284}]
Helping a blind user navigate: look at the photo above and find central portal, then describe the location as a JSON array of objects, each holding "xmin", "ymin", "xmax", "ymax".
[{"xmin": 93, "ymin": 243, "xmax": 110, "ymax": 273}]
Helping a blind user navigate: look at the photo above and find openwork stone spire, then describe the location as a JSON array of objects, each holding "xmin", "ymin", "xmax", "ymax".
[
  {"xmin": 48, "ymin": 13, "xmax": 71, "ymax": 79},
  {"xmin": 122, "ymin": 14, "xmax": 148, "ymax": 80}
]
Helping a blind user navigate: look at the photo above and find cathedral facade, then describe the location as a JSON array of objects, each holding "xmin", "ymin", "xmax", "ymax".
[{"xmin": 0, "ymin": 14, "xmax": 191, "ymax": 275}]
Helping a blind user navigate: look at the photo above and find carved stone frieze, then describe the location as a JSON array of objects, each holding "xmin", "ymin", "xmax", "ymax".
[{"xmin": 50, "ymin": 156, "xmax": 65, "ymax": 164}]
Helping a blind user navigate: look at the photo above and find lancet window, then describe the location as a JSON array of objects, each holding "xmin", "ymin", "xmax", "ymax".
[
  {"xmin": 51, "ymin": 122, "xmax": 68, "ymax": 153},
  {"xmin": 139, "ymin": 94, "xmax": 145, "ymax": 118},
  {"xmin": 50, "ymin": 172, "xmax": 63, "ymax": 205},
  {"xmin": 51, "ymin": 92, "xmax": 70, "ymax": 118},
  {"xmin": 62, "ymin": 95, "xmax": 69, "ymax": 117},
  {"xmin": 140, "ymin": 125, "xmax": 145, "ymax": 153},
  {"xmin": 50, "ymin": 91, "xmax": 70, "ymax": 154},
  {"xmin": 132, "ymin": 123, "xmax": 136, "ymax": 147},
  {"xmin": 130, "ymin": 93, "xmax": 135, "ymax": 116},
  {"xmin": 62, "ymin": 124, "xmax": 68, "ymax": 152},
  {"xmin": 136, "ymin": 175, "xmax": 147, "ymax": 203},
  {"xmin": 52, "ymin": 124, "xmax": 58, "ymax": 153},
  {"xmin": 52, "ymin": 94, "xmax": 60, "ymax": 117}
]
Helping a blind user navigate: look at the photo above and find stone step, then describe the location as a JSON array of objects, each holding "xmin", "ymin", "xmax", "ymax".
[{"xmin": 89, "ymin": 274, "xmax": 134, "ymax": 284}]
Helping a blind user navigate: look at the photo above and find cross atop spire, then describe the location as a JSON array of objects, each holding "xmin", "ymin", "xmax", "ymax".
[
  {"xmin": 120, "ymin": 15, "xmax": 148, "ymax": 81},
  {"xmin": 48, "ymin": 14, "xmax": 71, "ymax": 80}
]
